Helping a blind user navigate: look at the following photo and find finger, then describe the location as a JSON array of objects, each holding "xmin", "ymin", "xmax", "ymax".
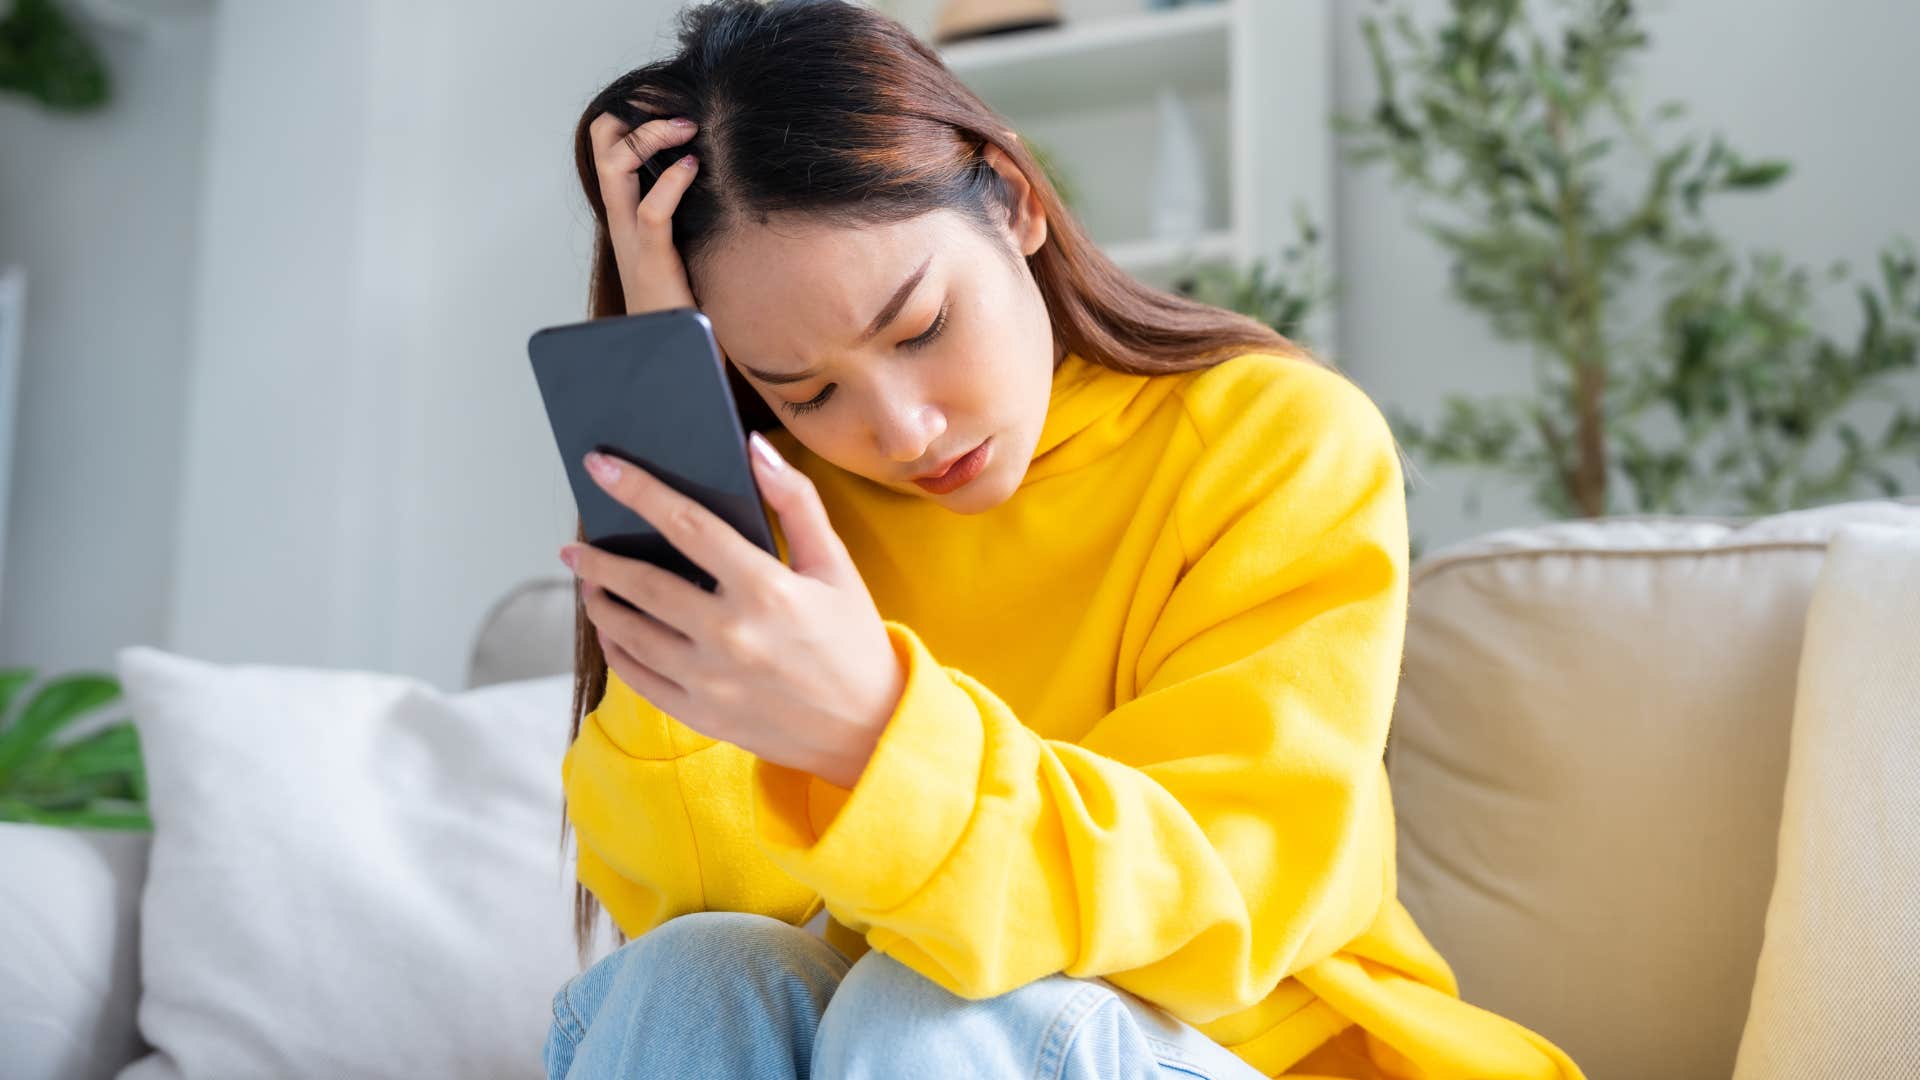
[
  {"xmin": 594, "ymin": 614, "xmax": 690, "ymax": 715},
  {"xmin": 583, "ymin": 578, "xmax": 698, "ymax": 685},
  {"xmin": 588, "ymin": 107, "xmax": 691, "ymax": 172},
  {"xmin": 586, "ymin": 452, "xmax": 784, "ymax": 592},
  {"xmin": 635, "ymin": 147, "xmax": 700, "ymax": 231},
  {"xmin": 570, "ymin": 541, "xmax": 716, "ymax": 639},
  {"xmin": 748, "ymin": 431, "xmax": 850, "ymax": 581},
  {"xmin": 591, "ymin": 113, "xmax": 697, "ymax": 211},
  {"xmin": 587, "ymin": 112, "xmax": 643, "ymax": 216},
  {"xmin": 618, "ymin": 120, "xmax": 698, "ymax": 191}
]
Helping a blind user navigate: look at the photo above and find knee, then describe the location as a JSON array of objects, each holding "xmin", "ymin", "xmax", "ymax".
[
  {"xmin": 815, "ymin": 950, "xmax": 1110, "ymax": 1074},
  {"xmin": 553, "ymin": 911, "xmax": 838, "ymax": 1029},
  {"xmin": 814, "ymin": 951, "xmax": 936, "ymax": 1072},
  {"xmin": 548, "ymin": 911, "xmax": 849, "ymax": 1075},
  {"xmin": 617, "ymin": 910, "xmax": 852, "ymax": 1007},
  {"xmin": 631, "ymin": 910, "xmax": 811, "ymax": 974},
  {"xmin": 821, "ymin": 948, "xmax": 960, "ymax": 1021}
]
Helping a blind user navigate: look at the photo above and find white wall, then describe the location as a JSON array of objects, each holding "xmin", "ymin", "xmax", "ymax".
[
  {"xmin": 0, "ymin": 8, "xmax": 214, "ymax": 676},
  {"xmin": 164, "ymin": 0, "xmax": 685, "ymax": 687},
  {"xmin": 4, "ymin": 0, "xmax": 1916, "ymax": 686}
]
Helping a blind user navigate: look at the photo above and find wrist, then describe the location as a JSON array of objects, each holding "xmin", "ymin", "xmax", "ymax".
[
  {"xmin": 806, "ymin": 626, "xmax": 906, "ymax": 790},
  {"xmin": 811, "ymin": 715, "xmax": 884, "ymax": 790}
]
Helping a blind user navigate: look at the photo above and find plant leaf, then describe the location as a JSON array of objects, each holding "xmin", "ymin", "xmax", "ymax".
[
  {"xmin": 1722, "ymin": 160, "xmax": 1791, "ymax": 190},
  {"xmin": 0, "ymin": 668, "xmax": 35, "ymax": 723},
  {"xmin": 0, "ymin": 673, "xmax": 122, "ymax": 780}
]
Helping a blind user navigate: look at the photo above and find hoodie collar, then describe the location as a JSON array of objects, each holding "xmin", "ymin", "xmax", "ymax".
[{"xmin": 1023, "ymin": 350, "xmax": 1153, "ymax": 485}]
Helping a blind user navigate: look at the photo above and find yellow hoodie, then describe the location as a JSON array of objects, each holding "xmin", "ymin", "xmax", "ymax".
[{"xmin": 561, "ymin": 348, "xmax": 1587, "ymax": 1079}]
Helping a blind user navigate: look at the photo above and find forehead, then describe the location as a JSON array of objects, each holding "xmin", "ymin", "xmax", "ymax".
[{"xmin": 694, "ymin": 209, "xmax": 977, "ymax": 364}]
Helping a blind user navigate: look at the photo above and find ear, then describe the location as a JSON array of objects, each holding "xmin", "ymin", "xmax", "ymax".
[{"xmin": 981, "ymin": 140, "xmax": 1048, "ymax": 259}]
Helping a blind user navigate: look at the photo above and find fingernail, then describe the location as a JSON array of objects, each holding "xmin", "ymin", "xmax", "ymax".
[
  {"xmin": 749, "ymin": 431, "xmax": 786, "ymax": 473},
  {"xmin": 670, "ymin": 117, "xmax": 695, "ymax": 128},
  {"xmin": 558, "ymin": 545, "xmax": 578, "ymax": 571},
  {"xmin": 678, "ymin": 153, "xmax": 699, "ymax": 170},
  {"xmin": 586, "ymin": 452, "xmax": 621, "ymax": 485}
]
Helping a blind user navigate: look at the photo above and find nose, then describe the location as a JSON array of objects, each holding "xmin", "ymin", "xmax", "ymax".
[{"xmin": 874, "ymin": 400, "xmax": 946, "ymax": 465}]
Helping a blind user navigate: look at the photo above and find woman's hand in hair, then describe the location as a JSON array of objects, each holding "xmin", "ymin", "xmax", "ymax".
[
  {"xmin": 588, "ymin": 106, "xmax": 701, "ymax": 315},
  {"xmin": 561, "ymin": 433, "xmax": 906, "ymax": 792}
]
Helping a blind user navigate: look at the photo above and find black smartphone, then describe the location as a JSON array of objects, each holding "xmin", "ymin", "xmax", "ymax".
[{"xmin": 528, "ymin": 307, "xmax": 780, "ymax": 598}]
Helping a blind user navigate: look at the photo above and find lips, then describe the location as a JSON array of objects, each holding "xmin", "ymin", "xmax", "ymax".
[
  {"xmin": 913, "ymin": 445, "xmax": 975, "ymax": 481},
  {"xmin": 912, "ymin": 437, "xmax": 990, "ymax": 494}
]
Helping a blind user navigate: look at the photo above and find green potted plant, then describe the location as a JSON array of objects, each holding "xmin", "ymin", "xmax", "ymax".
[
  {"xmin": 0, "ymin": 0, "xmax": 112, "ymax": 110},
  {"xmin": 1335, "ymin": 0, "xmax": 1919, "ymax": 521},
  {"xmin": 0, "ymin": 667, "xmax": 150, "ymax": 830}
]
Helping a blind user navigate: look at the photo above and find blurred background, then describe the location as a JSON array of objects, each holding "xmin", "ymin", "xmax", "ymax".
[{"xmin": 2, "ymin": 0, "xmax": 1916, "ymax": 693}]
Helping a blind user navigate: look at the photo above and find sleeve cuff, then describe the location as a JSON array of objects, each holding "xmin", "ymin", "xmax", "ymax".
[
  {"xmin": 590, "ymin": 669, "xmax": 718, "ymax": 760},
  {"xmin": 751, "ymin": 619, "xmax": 984, "ymax": 914}
]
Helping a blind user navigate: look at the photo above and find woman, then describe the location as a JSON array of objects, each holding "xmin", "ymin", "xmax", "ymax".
[{"xmin": 546, "ymin": 2, "xmax": 1587, "ymax": 1078}]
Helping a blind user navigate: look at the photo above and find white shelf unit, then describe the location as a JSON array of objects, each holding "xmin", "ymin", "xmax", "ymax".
[
  {"xmin": 0, "ymin": 266, "xmax": 21, "ymax": 614},
  {"xmin": 921, "ymin": 0, "xmax": 1336, "ymax": 350}
]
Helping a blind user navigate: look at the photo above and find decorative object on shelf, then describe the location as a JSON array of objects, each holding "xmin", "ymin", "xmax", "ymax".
[
  {"xmin": 1338, "ymin": 0, "xmax": 1920, "ymax": 521},
  {"xmin": 0, "ymin": 0, "xmax": 111, "ymax": 110},
  {"xmin": 1150, "ymin": 87, "xmax": 1207, "ymax": 247},
  {"xmin": 0, "ymin": 667, "xmax": 150, "ymax": 830},
  {"xmin": 933, "ymin": 0, "xmax": 1062, "ymax": 46}
]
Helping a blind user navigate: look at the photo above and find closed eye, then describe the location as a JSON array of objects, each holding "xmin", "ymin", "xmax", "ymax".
[
  {"xmin": 901, "ymin": 298, "xmax": 950, "ymax": 350},
  {"xmin": 781, "ymin": 298, "xmax": 951, "ymax": 417}
]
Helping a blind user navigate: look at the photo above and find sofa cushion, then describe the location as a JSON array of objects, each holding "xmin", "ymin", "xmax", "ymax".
[
  {"xmin": 113, "ymin": 647, "xmax": 612, "ymax": 1080},
  {"xmin": 0, "ymin": 822, "xmax": 150, "ymax": 1080},
  {"xmin": 1732, "ymin": 522, "xmax": 1920, "ymax": 1077},
  {"xmin": 1386, "ymin": 496, "xmax": 1920, "ymax": 1080}
]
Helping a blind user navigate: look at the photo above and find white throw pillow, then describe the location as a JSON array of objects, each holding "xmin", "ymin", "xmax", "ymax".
[
  {"xmin": 1732, "ymin": 523, "xmax": 1920, "ymax": 1078},
  {"xmin": 0, "ymin": 822, "xmax": 150, "ymax": 1079},
  {"xmin": 111, "ymin": 647, "xmax": 608, "ymax": 1080}
]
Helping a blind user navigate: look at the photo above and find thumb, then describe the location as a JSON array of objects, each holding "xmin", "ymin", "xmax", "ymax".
[{"xmin": 749, "ymin": 432, "xmax": 848, "ymax": 580}]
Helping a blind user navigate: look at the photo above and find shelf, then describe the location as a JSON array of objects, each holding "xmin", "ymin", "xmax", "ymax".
[
  {"xmin": 938, "ymin": 3, "xmax": 1233, "ymax": 115},
  {"xmin": 1103, "ymin": 229, "xmax": 1241, "ymax": 284}
]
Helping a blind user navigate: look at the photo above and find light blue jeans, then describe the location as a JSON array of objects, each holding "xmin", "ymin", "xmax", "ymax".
[{"xmin": 544, "ymin": 910, "xmax": 1268, "ymax": 1079}]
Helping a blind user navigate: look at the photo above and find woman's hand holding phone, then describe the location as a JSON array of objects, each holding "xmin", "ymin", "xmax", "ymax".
[
  {"xmin": 588, "ymin": 105, "xmax": 702, "ymax": 314},
  {"xmin": 576, "ymin": 105, "xmax": 906, "ymax": 791},
  {"xmin": 560, "ymin": 436, "xmax": 907, "ymax": 792}
]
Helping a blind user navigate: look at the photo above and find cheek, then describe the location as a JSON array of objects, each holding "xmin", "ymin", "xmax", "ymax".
[
  {"xmin": 791, "ymin": 420, "xmax": 852, "ymax": 460},
  {"xmin": 797, "ymin": 417, "xmax": 888, "ymax": 479},
  {"xmin": 950, "ymin": 324, "xmax": 1020, "ymax": 406},
  {"xmin": 948, "ymin": 358, "xmax": 1002, "ymax": 415}
]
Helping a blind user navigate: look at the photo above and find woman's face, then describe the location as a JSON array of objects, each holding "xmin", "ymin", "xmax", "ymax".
[{"xmin": 693, "ymin": 144, "xmax": 1057, "ymax": 514}]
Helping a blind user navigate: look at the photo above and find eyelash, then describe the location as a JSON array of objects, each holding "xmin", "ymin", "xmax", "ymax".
[{"xmin": 783, "ymin": 300, "xmax": 951, "ymax": 417}]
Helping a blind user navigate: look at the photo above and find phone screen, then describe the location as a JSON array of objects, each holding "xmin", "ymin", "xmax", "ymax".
[{"xmin": 528, "ymin": 307, "xmax": 781, "ymax": 596}]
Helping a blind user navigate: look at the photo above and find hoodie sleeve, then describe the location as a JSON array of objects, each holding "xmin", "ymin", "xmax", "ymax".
[
  {"xmin": 562, "ymin": 668, "xmax": 821, "ymax": 938},
  {"xmin": 749, "ymin": 358, "xmax": 1409, "ymax": 1025},
  {"xmin": 562, "ymin": 479, "xmax": 821, "ymax": 940}
]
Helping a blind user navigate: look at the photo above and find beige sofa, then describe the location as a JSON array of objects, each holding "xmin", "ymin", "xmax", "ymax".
[
  {"xmin": 8, "ymin": 495, "xmax": 1915, "ymax": 1079},
  {"xmin": 1385, "ymin": 495, "xmax": 1920, "ymax": 1078},
  {"xmin": 467, "ymin": 493, "xmax": 1920, "ymax": 1080}
]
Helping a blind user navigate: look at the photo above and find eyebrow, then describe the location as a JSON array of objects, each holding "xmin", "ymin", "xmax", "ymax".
[{"xmin": 735, "ymin": 253, "xmax": 933, "ymax": 386}]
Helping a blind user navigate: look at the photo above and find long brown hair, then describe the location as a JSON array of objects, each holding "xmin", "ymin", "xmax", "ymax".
[{"xmin": 561, "ymin": 0, "xmax": 1314, "ymax": 966}]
